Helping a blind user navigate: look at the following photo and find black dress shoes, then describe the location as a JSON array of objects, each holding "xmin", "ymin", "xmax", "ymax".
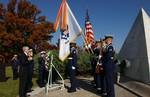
[
  {"xmin": 67, "ymin": 89, "xmax": 76, "ymax": 93},
  {"xmin": 101, "ymin": 92, "xmax": 107, "ymax": 97},
  {"xmin": 97, "ymin": 90, "xmax": 102, "ymax": 94},
  {"xmin": 26, "ymin": 89, "xmax": 34, "ymax": 93}
]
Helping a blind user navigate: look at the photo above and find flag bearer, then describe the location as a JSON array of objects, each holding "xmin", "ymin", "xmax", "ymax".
[
  {"xmin": 94, "ymin": 40, "xmax": 106, "ymax": 94},
  {"xmin": 93, "ymin": 41, "xmax": 101, "ymax": 90},
  {"xmin": 68, "ymin": 42, "xmax": 77, "ymax": 93}
]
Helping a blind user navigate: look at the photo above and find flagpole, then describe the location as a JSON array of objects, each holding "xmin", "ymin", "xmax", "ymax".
[
  {"xmin": 82, "ymin": 28, "xmax": 94, "ymax": 54},
  {"xmin": 80, "ymin": 29, "xmax": 90, "ymax": 53},
  {"xmin": 83, "ymin": 10, "xmax": 94, "ymax": 54},
  {"xmin": 65, "ymin": 2, "xmax": 93, "ymax": 54},
  {"xmin": 80, "ymin": 31, "xmax": 94, "ymax": 54},
  {"xmin": 81, "ymin": 34, "xmax": 90, "ymax": 54}
]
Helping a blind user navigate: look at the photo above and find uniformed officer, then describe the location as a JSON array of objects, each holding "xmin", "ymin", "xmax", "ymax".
[
  {"xmin": 94, "ymin": 40, "xmax": 106, "ymax": 94},
  {"xmin": 38, "ymin": 51, "xmax": 46, "ymax": 87},
  {"xmin": 90, "ymin": 43, "xmax": 97, "ymax": 86},
  {"xmin": 11, "ymin": 54, "xmax": 19, "ymax": 80},
  {"xmin": 103, "ymin": 35, "xmax": 115, "ymax": 97},
  {"xmin": 100, "ymin": 38, "xmax": 107, "ymax": 95},
  {"xmin": 68, "ymin": 42, "xmax": 77, "ymax": 93},
  {"xmin": 93, "ymin": 41, "xmax": 101, "ymax": 90}
]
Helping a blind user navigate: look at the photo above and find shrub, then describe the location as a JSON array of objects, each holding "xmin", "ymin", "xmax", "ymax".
[{"xmin": 77, "ymin": 50, "xmax": 92, "ymax": 74}]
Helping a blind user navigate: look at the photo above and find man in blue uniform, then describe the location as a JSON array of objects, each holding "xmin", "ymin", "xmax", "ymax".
[
  {"xmin": 90, "ymin": 43, "xmax": 97, "ymax": 87},
  {"xmin": 38, "ymin": 51, "xmax": 46, "ymax": 87},
  {"xmin": 68, "ymin": 42, "xmax": 77, "ymax": 93},
  {"xmin": 11, "ymin": 54, "xmax": 19, "ymax": 80},
  {"xmin": 103, "ymin": 35, "xmax": 115, "ymax": 97},
  {"xmin": 93, "ymin": 40, "xmax": 102, "ymax": 92}
]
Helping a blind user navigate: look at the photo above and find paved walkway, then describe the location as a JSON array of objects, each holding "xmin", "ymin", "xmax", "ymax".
[{"xmin": 28, "ymin": 77, "xmax": 138, "ymax": 97}]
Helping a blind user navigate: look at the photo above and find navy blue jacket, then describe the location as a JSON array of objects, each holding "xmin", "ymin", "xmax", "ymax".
[
  {"xmin": 68, "ymin": 47, "xmax": 77, "ymax": 68},
  {"xmin": 103, "ymin": 44, "xmax": 115, "ymax": 71}
]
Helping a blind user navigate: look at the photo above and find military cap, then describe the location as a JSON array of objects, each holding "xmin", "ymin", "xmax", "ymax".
[
  {"xmin": 104, "ymin": 35, "xmax": 113, "ymax": 39},
  {"xmin": 14, "ymin": 54, "xmax": 17, "ymax": 57},
  {"xmin": 70, "ymin": 42, "xmax": 76, "ymax": 47},
  {"xmin": 40, "ymin": 51, "xmax": 46, "ymax": 54}
]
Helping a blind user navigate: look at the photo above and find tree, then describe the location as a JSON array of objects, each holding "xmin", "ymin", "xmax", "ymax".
[{"xmin": 0, "ymin": 0, "xmax": 54, "ymax": 81}]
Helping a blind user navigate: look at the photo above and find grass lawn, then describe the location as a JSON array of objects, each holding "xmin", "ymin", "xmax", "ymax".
[{"xmin": 0, "ymin": 66, "xmax": 38, "ymax": 97}]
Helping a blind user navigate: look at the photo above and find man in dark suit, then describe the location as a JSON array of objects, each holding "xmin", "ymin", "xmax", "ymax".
[
  {"xmin": 103, "ymin": 36, "xmax": 115, "ymax": 97},
  {"xmin": 19, "ymin": 46, "xmax": 30, "ymax": 97}
]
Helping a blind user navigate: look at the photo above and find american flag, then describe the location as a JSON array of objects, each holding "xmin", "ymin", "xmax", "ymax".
[{"xmin": 85, "ymin": 10, "xmax": 94, "ymax": 48}]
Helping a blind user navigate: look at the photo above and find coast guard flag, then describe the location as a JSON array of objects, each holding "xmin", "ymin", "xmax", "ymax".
[{"xmin": 53, "ymin": 0, "xmax": 82, "ymax": 61}]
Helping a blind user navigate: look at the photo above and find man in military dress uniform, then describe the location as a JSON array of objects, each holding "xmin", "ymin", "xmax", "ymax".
[
  {"xmin": 102, "ymin": 35, "xmax": 115, "ymax": 97},
  {"xmin": 93, "ymin": 40, "xmax": 101, "ymax": 91},
  {"xmin": 11, "ymin": 54, "xmax": 19, "ymax": 80},
  {"xmin": 38, "ymin": 51, "xmax": 46, "ymax": 87},
  {"xmin": 67, "ymin": 42, "xmax": 77, "ymax": 93}
]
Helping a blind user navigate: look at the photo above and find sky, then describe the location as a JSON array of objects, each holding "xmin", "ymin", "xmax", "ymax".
[{"xmin": 1, "ymin": 0, "xmax": 150, "ymax": 52}]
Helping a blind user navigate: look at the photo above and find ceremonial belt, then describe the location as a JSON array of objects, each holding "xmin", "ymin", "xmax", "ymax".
[{"xmin": 68, "ymin": 57, "xmax": 73, "ymax": 59}]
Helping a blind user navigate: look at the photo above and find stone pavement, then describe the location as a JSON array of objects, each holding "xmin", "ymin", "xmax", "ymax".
[
  {"xmin": 28, "ymin": 76, "xmax": 138, "ymax": 97},
  {"xmin": 118, "ymin": 76, "xmax": 150, "ymax": 97}
]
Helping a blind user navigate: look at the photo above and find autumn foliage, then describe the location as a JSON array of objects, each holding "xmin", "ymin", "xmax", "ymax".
[{"xmin": 0, "ymin": 0, "xmax": 55, "ymax": 59}]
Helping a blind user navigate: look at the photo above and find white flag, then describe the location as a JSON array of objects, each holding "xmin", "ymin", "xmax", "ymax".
[
  {"xmin": 55, "ymin": 1, "xmax": 82, "ymax": 61},
  {"xmin": 66, "ymin": 2, "xmax": 82, "ymax": 42}
]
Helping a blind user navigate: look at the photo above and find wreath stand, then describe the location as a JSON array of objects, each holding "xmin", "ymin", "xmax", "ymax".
[{"xmin": 45, "ymin": 55, "xmax": 64, "ymax": 94}]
